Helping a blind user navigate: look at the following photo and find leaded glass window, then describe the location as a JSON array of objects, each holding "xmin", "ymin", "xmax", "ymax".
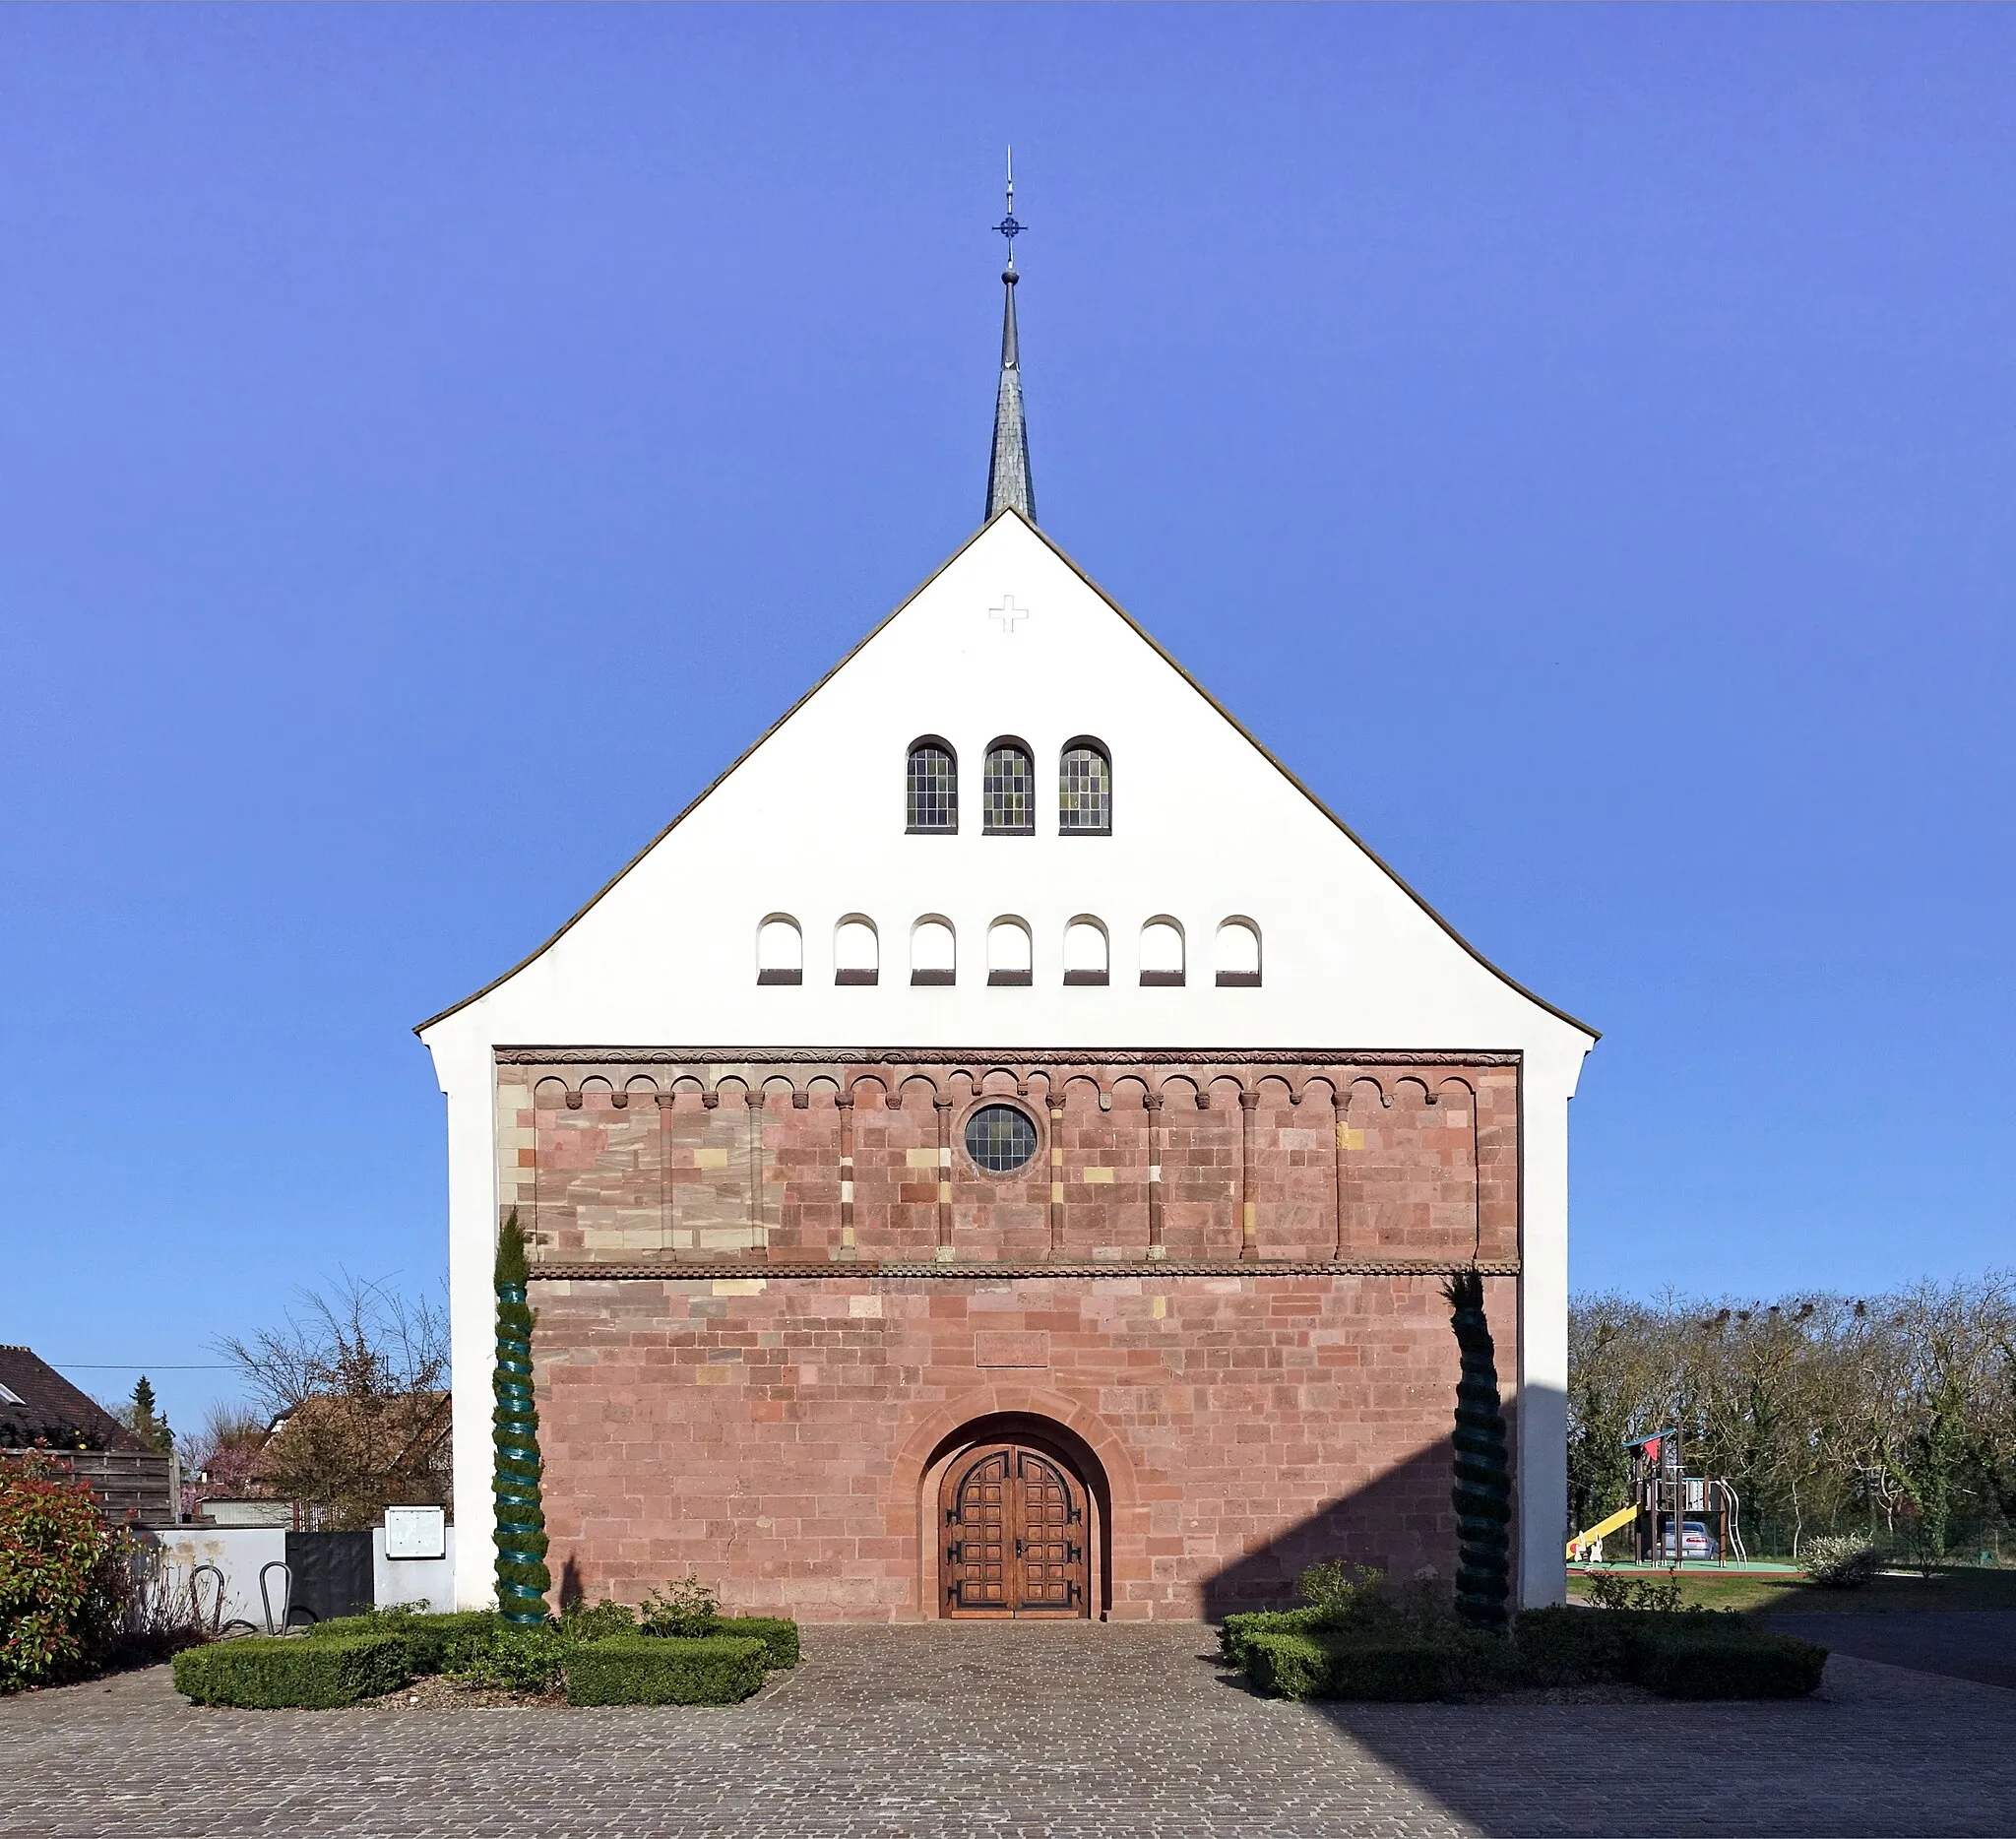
[
  {"xmin": 982, "ymin": 742, "xmax": 1034, "ymax": 834},
  {"xmin": 1058, "ymin": 742, "xmax": 1111, "ymax": 834},
  {"xmin": 965, "ymin": 1103, "xmax": 1038, "ymax": 1173},
  {"xmin": 907, "ymin": 741, "xmax": 957, "ymax": 833}
]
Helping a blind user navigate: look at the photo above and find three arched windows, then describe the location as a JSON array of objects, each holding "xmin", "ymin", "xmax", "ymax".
[{"xmin": 906, "ymin": 738, "xmax": 1112, "ymax": 836}]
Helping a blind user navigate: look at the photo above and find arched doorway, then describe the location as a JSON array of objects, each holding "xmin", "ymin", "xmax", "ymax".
[{"xmin": 939, "ymin": 1438, "xmax": 1090, "ymax": 1617}]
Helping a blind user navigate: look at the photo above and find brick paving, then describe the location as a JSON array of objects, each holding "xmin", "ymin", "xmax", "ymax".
[{"xmin": 3, "ymin": 1622, "xmax": 2013, "ymax": 1838}]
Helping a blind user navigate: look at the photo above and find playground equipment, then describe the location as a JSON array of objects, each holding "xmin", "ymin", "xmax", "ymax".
[{"xmin": 1567, "ymin": 1429, "xmax": 1750, "ymax": 1566}]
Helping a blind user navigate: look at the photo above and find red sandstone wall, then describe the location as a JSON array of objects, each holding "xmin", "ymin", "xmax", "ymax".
[
  {"xmin": 506, "ymin": 1057, "xmax": 1519, "ymax": 1268},
  {"xmin": 531, "ymin": 1271, "xmax": 1521, "ymax": 1621}
]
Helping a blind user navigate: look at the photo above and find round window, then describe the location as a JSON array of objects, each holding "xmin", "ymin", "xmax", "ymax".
[{"xmin": 965, "ymin": 1104, "xmax": 1039, "ymax": 1174}]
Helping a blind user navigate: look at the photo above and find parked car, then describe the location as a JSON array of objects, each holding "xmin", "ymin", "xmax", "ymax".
[{"xmin": 1660, "ymin": 1519, "xmax": 1719, "ymax": 1560}]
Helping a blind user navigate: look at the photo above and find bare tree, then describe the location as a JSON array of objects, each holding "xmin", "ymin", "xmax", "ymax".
[
  {"xmin": 1569, "ymin": 1274, "xmax": 2016, "ymax": 1558},
  {"xmin": 212, "ymin": 1274, "xmax": 452, "ymax": 1531}
]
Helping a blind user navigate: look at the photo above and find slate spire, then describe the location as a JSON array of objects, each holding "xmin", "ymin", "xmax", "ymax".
[{"xmin": 985, "ymin": 151, "xmax": 1036, "ymax": 525}]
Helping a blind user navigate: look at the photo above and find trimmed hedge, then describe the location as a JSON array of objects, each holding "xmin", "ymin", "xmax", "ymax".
[
  {"xmin": 1228, "ymin": 1606, "xmax": 1827, "ymax": 1702},
  {"xmin": 1508, "ymin": 1605, "xmax": 1640, "ymax": 1685},
  {"xmin": 709, "ymin": 1616, "xmax": 799, "ymax": 1669},
  {"xmin": 1242, "ymin": 1630, "xmax": 1454, "ymax": 1702},
  {"xmin": 310, "ymin": 1611, "xmax": 501, "ymax": 1677},
  {"xmin": 173, "ymin": 1633, "xmax": 410, "ymax": 1709},
  {"xmin": 1634, "ymin": 1626, "xmax": 1827, "ymax": 1700},
  {"xmin": 563, "ymin": 1634, "xmax": 768, "ymax": 1706}
]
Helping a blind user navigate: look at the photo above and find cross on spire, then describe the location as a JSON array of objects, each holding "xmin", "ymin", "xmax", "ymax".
[{"xmin": 994, "ymin": 148, "xmax": 1025, "ymax": 273}]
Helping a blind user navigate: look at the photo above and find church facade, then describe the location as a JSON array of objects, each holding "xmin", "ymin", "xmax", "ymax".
[{"xmin": 419, "ymin": 242, "xmax": 1595, "ymax": 1621}]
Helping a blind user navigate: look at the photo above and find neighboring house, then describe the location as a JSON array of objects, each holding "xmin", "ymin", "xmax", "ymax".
[
  {"xmin": 417, "ymin": 231, "xmax": 1597, "ymax": 1620},
  {"xmin": 242, "ymin": 1391, "xmax": 453, "ymax": 1530},
  {"xmin": 0, "ymin": 1344, "xmax": 174, "ymax": 1523}
]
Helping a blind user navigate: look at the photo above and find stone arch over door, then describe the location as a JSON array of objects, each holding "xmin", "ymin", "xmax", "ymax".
[{"xmin": 906, "ymin": 1402, "xmax": 1122, "ymax": 1620}]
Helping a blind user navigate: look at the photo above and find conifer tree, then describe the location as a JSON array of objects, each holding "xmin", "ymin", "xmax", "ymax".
[
  {"xmin": 492, "ymin": 1212, "xmax": 550, "ymax": 1622},
  {"xmin": 125, "ymin": 1376, "xmax": 173, "ymax": 1454},
  {"xmin": 1442, "ymin": 1270, "xmax": 1512, "ymax": 1629}
]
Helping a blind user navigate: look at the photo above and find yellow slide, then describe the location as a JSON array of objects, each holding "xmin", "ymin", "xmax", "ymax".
[{"xmin": 1566, "ymin": 1502, "xmax": 1637, "ymax": 1560}]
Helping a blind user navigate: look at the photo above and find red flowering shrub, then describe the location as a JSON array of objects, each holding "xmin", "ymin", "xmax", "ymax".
[{"xmin": 0, "ymin": 1456, "xmax": 131, "ymax": 1691}]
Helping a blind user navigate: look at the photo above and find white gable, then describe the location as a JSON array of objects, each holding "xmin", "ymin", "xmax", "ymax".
[{"xmin": 419, "ymin": 511, "xmax": 1593, "ymax": 1060}]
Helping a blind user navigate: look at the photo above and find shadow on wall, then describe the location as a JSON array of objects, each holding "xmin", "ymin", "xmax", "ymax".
[{"xmin": 1199, "ymin": 1438, "xmax": 1465, "ymax": 1620}]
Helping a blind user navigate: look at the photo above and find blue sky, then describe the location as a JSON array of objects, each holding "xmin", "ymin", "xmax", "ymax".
[{"xmin": 4, "ymin": 6, "xmax": 2012, "ymax": 1432}]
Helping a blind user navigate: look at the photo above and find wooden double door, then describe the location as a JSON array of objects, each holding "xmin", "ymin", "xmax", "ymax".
[{"xmin": 940, "ymin": 1440, "xmax": 1090, "ymax": 1617}]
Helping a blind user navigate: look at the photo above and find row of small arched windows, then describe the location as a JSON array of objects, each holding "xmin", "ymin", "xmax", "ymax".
[
  {"xmin": 757, "ymin": 915, "xmax": 1261, "ymax": 987},
  {"xmin": 908, "ymin": 737, "xmax": 1110, "ymax": 836}
]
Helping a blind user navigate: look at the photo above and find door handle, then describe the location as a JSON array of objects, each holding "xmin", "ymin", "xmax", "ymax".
[{"xmin": 1014, "ymin": 1538, "xmax": 1025, "ymax": 1558}]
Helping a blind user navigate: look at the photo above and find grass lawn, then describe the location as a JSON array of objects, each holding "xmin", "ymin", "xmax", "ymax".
[{"xmin": 1567, "ymin": 1564, "xmax": 2016, "ymax": 1616}]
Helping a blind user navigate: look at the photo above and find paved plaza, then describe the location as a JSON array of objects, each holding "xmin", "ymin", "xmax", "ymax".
[{"xmin": 4, "ymin": 1621, "xmax": 2014, "ymax": 1838}]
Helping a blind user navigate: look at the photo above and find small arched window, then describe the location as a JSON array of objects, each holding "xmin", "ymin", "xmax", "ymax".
[
  {"xmin": 1140, "ymin": 918, "xmax": 1185, "ymax": 987},
  {"xmin": 982, "ymin": 738, "xmax": 1035, "ymax": 835},
  {"xmin": 911, "ymin": 917, "xmax": 956, "ymax": 985},
  {"xmin": 907, "ymin": 739, "xmax": 957, "ymax": 834},
  {"xmin": 1063, "ymin": 917, "xmax": 1109, "ymax": 986},
  {"xmin": 1058, "ymin": 739, "xmax": 1111, "ymax": 835},
  {"xmin": 987, "ymin": 916, "xmax": 1033, "ymax": 986},
  {"xmin": 1215, "ymin": 918, "xmax": 1261, "ymax": 987},
  {"xmin": 756, "ymin": 915, "xmax": 803, "ymax": 985},
  {"xmin": 835, "ymin": 916, "xmax": 879, "ymax": 985}
]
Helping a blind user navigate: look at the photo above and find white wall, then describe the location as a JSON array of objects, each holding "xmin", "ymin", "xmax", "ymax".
[
  {"xmin": 151, "ymin": 1527, "xmax": 287, "ymax": 1631},
  {"xmin": 149, "ymin": 1526, "xmax": 464, "ymax": 1624},
  {"xmin": 420, "ymin": 511, "xmax": 1597, "ymax": 1611},
  {"xmin": 372, "ymin": 1526, "xmax": 460, "ymax": 1616}
]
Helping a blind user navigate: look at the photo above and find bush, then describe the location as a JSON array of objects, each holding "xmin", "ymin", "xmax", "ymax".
[
  {"xmin": 312, "ymin": 1610, "xmax": 501, "ymax": 1677},
  {"xmin": 1583, "ymin": 1572, "xmax": 1685, "ymax": 1614},
  {"xmin": 1219, "ymin": 1608, "xmax": 1327, "ymax": 1667},
  {"xmin": 1801, "ymin": 1535, "xmax": 1886, "ymax": 1589},
  {"xmin": 560, "ymin": 1598, "xmax": 637, "ymax": 1642},
  {"xmin": 1232, "ymin": 1606, "xmax": 1828, "ymax": 1703},
  {"xmin": 563, "ymin": 1634, "xmax": 767, "ymax": 1706},
  {"xmin": 444, "ymin": 1620, "xmax": 564, "ymax": 1694},
  {"xmin": 1508, "ymin": 1605, "xmax": 1642, "ymax": 1685},
  {"xmin": 1242, "ymin": 1629, "xmax": 1454, "ymax": 1702},
  {"xmin": 0, "ymin": 1458, "xmax": 131, "ymax": 1692},
  {"xmin": 639, "ymin": 1575, "xmax": 720, "ymax": 1638},
  {"xmin": 1633, "ymin": 1626, "xmax": 1828, "ymax": 1699},
  {"xmin": 173, "ymin": 1633, "xmax": 410, "ymax": 1709},
  {"xmin": 708, "ymin": 1616, "xmax": 799, "ymax": 1669}
]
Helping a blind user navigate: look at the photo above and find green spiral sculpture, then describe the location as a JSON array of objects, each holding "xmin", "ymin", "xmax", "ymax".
[
  {"xmin": 493, "ymin": 1212, "xmax": 550, "ymax": 1624},
  {"xmin": 1441, "ymin": 1270, "xmax": 1512, "ymax": 1630}
]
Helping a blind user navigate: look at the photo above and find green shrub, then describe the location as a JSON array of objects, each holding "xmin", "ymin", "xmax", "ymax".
[
  {"xmin": 1634, "ymin": 1627, "xmax": 1827, "ymax": 1699},
  {"xmin": 1509, "ymin": 1605, "xmax": 1642, "ymax": 1685},
  {"xmin": 0, "ymin": 1458, "xmax": 132, "ymax": 1692},
  {"xmin": 1218, "ymin": 1608, "xmax": 1326, "ymax": 1667},
  {"xmin": 445, "ymin": 1620, "xmax": 564, "ymax": 1694},
  {"xmin": 639, "ymin": 1575, "xmax": 721, "ymax": 1638},
  {"xmin": 563, "ymin": 1634, "xmax": 767, "ymax": 1706},
  {"xmin": 1296, "ymin": 1560, "xmax": 1385, "ymax": 1621},
  {"xmin": 708, "ymin": 1616, "xmax": 799, "ymax": 1668},
  {"xmin": 560, "ymin": 1598, "xmax": 637, "ymax": 1642},
  {"xmin": 311, "ymin": 1610, "xmax": 501, "ymax": 1676},
  {"xmin": 1241, "ymin": 1629, "xmax": 1454, "ymax": 1702},
  {"xmin": 1583, "ymin": 1572, "xmax": 1686, "ymax": 1614},
  {"xmin": 172, "ymin": 1633, "xmax": 410, "ymax": 1709},
  {"xmin": 1801, "ymin": 1535, "xmax": 1886, "ymax": 1589}
]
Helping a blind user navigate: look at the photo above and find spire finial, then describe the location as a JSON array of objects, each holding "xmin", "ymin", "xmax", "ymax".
[
  {"xmin": 984, "ymin": 149, "xmax": 1035, "ymax": 524},
  {"xmin": 994, "ymin": 147, "xmax": 1023, "ymax": 275}
]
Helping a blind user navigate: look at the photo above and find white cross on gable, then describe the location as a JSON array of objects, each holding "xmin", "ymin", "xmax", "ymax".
[{"xmin": 988, "ymin": 595, "xmax": 1030, "ymax": 635}]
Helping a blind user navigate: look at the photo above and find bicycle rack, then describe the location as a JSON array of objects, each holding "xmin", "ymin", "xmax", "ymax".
[
  {"xmin": 189, "ymin": 1563, "xmax": 227, "ymax": 1636},
  {"xmin": 258, "ymin": 1560, "xmax": 293, "ymax": 1636}
]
